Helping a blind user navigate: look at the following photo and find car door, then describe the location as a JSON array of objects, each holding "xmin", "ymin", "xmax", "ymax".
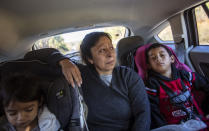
[{"xmin": 185, "ymin": 2, "xmax": 209, "ymax": 79}]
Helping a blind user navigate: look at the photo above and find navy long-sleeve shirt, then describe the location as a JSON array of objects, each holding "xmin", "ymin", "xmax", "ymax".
[{"xmin": 24, "ymin": 48, "xmax": 151, "ymax": 131}]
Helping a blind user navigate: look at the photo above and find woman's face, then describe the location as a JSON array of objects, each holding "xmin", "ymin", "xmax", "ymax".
[
  {"xmin": 88, "ymin": 36, "xmax": 116, "ymax": 75},
  {"xmin": 4, "ymin": 100, "xmax": 39, "ymax": 131}
]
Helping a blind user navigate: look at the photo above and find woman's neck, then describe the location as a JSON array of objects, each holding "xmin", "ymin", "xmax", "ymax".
[{"xmin": 95, "ymin": 68, "xmax": 113, "ymax": 75}]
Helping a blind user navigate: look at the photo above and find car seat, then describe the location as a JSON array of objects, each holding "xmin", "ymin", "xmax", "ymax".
[
  {"xmin": 133, "ymin": 44, "xmax": 209, "ymax": 129},
  {"xmin": 132, "ymin": 43, "xmax": 206, "ymax": 111},
  {"xmin": 0, "ymin": 59, "xmax": 88, "ymax": 131},
  {"xmin": 117, "ymin": 38, "xmax": 209, "ymax": 128},
  {"xmin": 116, "ymin": 36, "xmax": 144, "ymax": 70}
]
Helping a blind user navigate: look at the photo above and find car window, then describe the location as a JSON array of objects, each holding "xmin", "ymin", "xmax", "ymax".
[
  {"xmin": 195, "ymin": 3, "xmax": 209, "ymax": 45},
  {"xmin": 155, "ymin": 23, "xmax": 175, "ymax": 50},
  {"xmin": 34, "ymin": 26, "xmax": 127, "ymax": 54},
  {"xmin": 157, "ymin": 24, "xmax": 174, "ymax": 42}
]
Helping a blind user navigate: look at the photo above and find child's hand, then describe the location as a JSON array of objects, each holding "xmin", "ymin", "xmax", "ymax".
[{"xmin": 59, "ymin": 59, "xmax": 82, "ymax": 88}]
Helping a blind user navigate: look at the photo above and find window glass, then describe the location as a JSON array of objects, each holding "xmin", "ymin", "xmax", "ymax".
[
  {"xmin": 206, "ymin": 2, "xmax": 209, "ymax": 9},
  {"xmin": 157, "ymin": 24, "xmax": 174, "ymax": 42},
  {"xmin": 34, "ymin": 26, "xmax": 126, "ymax": 54},
  {"xmin": 195, "ymin": 3, "xmax": 209, "ymax": 45}
]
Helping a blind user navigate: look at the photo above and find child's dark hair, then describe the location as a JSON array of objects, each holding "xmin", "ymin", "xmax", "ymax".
[
  {"xmin": 0, "ymin": 72, "xmax": 44, "ymax": 107},
  {"xmin": 80, "ymin": 32, "xmax": 112, "ymax": 66},
  {"xmin": 145, "ymin": 43, "xmax": 173, "ymax": 64}
]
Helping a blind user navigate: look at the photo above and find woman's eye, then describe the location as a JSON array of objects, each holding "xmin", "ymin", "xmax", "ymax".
[
  {"xmin": 99, "ymin": 49, "xmax": 105, "ymax": 53},
  {"xmin": 110, "ymin": 47, "xmax": 114, "ymax": 50}
]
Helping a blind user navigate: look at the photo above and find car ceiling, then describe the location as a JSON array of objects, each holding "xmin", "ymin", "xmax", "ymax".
[{"xmin": 0, "ymin": 0, "xmax": 204, "ymax": 58}]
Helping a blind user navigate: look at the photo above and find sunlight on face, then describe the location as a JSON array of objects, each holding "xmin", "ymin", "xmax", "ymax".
[{"xmin": 88, "ymin": 36, "xmax": 116, "ymax": 75}]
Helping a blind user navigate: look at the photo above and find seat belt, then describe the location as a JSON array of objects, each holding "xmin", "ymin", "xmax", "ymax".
[
  {"xmin": 74, "ymin": 84, "xmax": 89, "ymax": 131},
  {"xmin": 158, "ymin": 79, "xmax": 195, "ymax": 120}
]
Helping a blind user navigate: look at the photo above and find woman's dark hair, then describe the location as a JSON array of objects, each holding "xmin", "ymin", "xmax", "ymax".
[
  {"xmin": 0, "ymin": 72, "xmax": 44, "ymax": 107},
  {"xmin": 80, "ymin": 32, "xmax": 112, "ymax": 65},
  {"xmin": 145, "ymin": 43, "xmax": 173, "ymax": 64}
]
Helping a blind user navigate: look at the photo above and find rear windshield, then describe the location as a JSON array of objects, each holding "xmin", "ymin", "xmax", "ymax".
[{"xmin": 34, "ymin": 26, "xmax": 127, "ymax": 55}]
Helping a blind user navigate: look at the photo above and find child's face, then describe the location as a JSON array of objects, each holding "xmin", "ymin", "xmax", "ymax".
[
  {"xmin": 148, "ymin": 47, "xmax": 174, "ymax": 74},
  {"xmin": 4, "ymin": 100, "xmax": 39, "ymax": 130}
]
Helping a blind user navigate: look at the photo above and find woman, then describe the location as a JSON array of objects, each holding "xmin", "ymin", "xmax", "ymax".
[{"xmin": 24, "ymin": 32, "xmax": 150, "ymax": 131}]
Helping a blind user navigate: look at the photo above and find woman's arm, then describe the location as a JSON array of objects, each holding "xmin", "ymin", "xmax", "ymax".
[
  {"xmin": 24, "ymin": 48, "xmax": 82, "ymax": 87},
  {"xmin": 24, "ymin": 48, "xmax": 67, "ymax": 66},
  {"xmin": 59, "ymin": 59, "xmax": 82, "ymax": 87},
  {"xmin": 126, "ymin": 69, "xmax": 150, "ymax": 131}
]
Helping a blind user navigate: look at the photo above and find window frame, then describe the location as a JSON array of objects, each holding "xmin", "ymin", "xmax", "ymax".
[
  {"xmin": 154, "ymin": 22, "xmax": 175, "ymax": 44},
  {"xmin": 188, "ymin": 2, "xmax": 209, "ymax": 46}
]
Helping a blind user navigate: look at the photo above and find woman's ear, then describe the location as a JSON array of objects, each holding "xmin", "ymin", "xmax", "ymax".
[
  {"xmin": 170, "ymin": 55, "xmax": 175, "ymax": 63},
  {"xmin": 88, "ymin": 58, "xmax": 93, "ymax": 64}
]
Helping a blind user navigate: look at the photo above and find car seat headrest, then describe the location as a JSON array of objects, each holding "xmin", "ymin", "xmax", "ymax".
[{"xmin": 116, "ymin": 36, "xmax": 144, "ymax": 65}]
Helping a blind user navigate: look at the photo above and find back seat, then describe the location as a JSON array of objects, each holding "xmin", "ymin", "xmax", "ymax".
[
  {"xmin": 116, "ymin": 36, "xmax": 209, "ymax": 120},
  {"xmin": 116, "ymin": 36, "xmax": 144, "ymax": 70},
  {"xmin": 0, "ymin": 59, "xmax": 87, "ymax": 131}
]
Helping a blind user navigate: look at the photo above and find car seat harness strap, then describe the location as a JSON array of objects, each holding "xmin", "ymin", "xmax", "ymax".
[{"xmin": 158, "ymin": 79, "xmax": 199, "ymax": 121}]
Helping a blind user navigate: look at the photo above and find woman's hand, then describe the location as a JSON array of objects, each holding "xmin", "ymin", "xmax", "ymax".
[{"xmin": 59, "ymin": 59, "xmax": 82, "ymax": 88}]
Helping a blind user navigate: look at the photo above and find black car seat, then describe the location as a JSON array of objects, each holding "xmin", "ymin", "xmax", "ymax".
[
  {"xmin": 116, "ymin": 36, "xmax": 144, "ymax": 70},
  {"xmin": 0, "ymin": 59, "xmax": 88, "ymax": 131}
]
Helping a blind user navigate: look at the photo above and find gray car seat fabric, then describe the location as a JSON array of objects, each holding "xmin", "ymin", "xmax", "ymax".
[
  {"xmin": 116, "ymin": 36, "xmax": 144, "ymax": 69},
  {"xmin": 0, "ymin": 59, "xmax": 87, "ymax": 131}
]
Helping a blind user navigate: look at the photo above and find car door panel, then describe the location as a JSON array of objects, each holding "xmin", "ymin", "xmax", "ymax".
[{"xmin": 189, "ymin": 46, "xmax": 209, "ymax": 79}]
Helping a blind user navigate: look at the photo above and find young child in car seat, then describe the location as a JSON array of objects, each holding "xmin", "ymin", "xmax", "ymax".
[
  {"xmin": 0, "ymin": 73, "xmax": 61, "ymax": 131},
  {"xmin": 145, "ymin": 43, "xmax": 209, "ymax": 130}
]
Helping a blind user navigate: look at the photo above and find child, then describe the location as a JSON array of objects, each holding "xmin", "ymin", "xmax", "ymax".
[
  {"xmin": 0, "ymin": 72, "xmax": 61, "ymax": 131},
  {"xmin": 145, "ymin": 43, "xmax": 209, "ymax": 129}
]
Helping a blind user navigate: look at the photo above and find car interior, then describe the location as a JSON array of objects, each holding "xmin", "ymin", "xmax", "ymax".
[
  {"xmin": 1, "ymin": 0, "xmax": 209, "ymax": 130},
  {"xmin": 1, "ymin": 0, "xmax": 209, "ymax": 76}
]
